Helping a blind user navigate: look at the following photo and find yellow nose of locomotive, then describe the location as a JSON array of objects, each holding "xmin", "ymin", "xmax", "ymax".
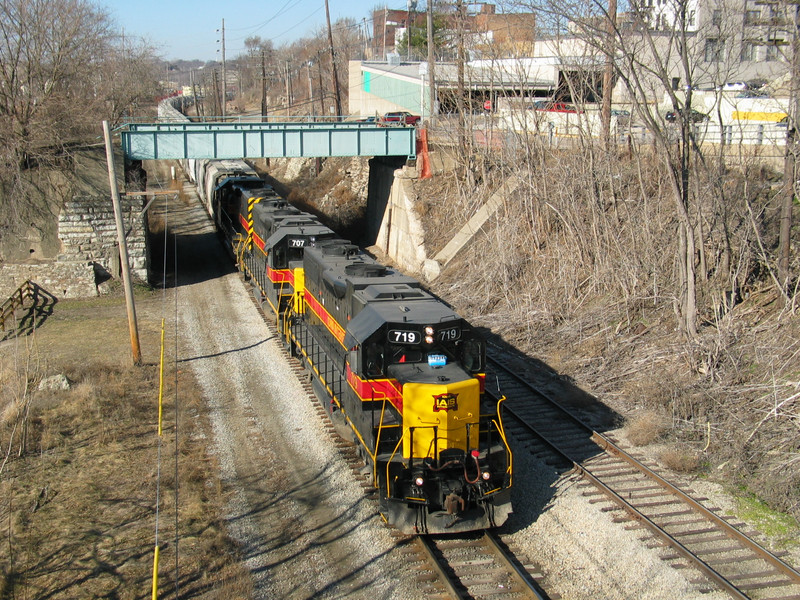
[{"xmin": 401, "ymin": 378, "xmax": 480, "ymax": 460}]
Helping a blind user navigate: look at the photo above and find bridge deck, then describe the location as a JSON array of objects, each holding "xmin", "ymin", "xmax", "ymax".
[{"xmin": 120, "ymin": 121, "xmax": 417, "ymax": 160}]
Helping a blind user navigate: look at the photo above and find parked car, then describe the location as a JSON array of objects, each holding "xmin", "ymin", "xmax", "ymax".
[
  {"xmin": 380, "ymin": 111, "xmax": 421, "ymax": 126},
  {"xmin": 532, "ymin": 100, "xmax": 581, "ymax": 113},
  {"xmin": 718, "ymin": 81, "xmax": 749, "ymax": 91},
  {"xmin": 355, "ymin": 116, "xmax": 378, "ymax": 123},
  {"xmin": 665, "ymin": 109, "xmax": 708, "ymax": 123}
]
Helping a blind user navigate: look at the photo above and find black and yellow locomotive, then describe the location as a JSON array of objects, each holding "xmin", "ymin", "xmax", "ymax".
[{"xmin": 210, "ymin": 167, "xmax": 513, "ymax": 534}]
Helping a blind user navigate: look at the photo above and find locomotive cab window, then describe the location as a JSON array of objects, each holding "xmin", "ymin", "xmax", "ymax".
[
  {"xmin": 365, "ymin": 343, "xmax": 384, "ymax": 377},
  {"xmin": 390, "ymin": 345, "xmax": 423, "ymax": 364},
  {"xmin": 272, "ymin": 245, "xmax": 287, "ymax": 268},
  {"xmin": 460, "ymin": 337, "xmax": 484, "ymax": 373}
]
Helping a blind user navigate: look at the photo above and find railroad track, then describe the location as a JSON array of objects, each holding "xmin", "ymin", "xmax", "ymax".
[
  {"xmin": 486, "ymin": 350, "xmax": 800, "ymax": 600},
  {"xmin": 417, "ymin": 531, "xmax": 550, "ymax": 600}
]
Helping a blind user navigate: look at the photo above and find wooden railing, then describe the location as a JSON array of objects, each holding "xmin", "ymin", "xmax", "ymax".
[{"xmin": 0, "ymin": 280, "xmax": 36, "ymax": 331}]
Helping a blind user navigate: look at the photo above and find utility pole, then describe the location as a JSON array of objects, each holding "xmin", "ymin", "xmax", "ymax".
[
  {"xmin": 102, "ymin": 121, "xmax": 142, "ymax": 366},
  {"xmin": 212, "ymin": 69, "xmax": 221, "ymax": 116},
  {"xmin": 316, "ymin": 52, "xmax": 326, "ymax": 117},
  {"xmin": 218, "ymin": 19, "xmax": 227, "ymax": 118},
  {"xmin": 383, "ymin": 6, "xmax": 389, "ymax": 60},
  {"xmin": 601, "ymin": 0, "xmax": 617, "ymax": 149},
  {"xmin": 307, "ymin": 61, "xmax": 314, "ymax": 114},
  {"xmin": 190, "ymin": 70, "xmax": 200, "ymax": 118},
  {"xmin": 325, "ymin": 0, "xmax": 343, "ymax": 119},
  {"xmin": 261, "ymin": 50, "xmax": 268, "ymax": 119},
  {"xmin": 427, "ymin": 0, "xmax": 436, "ymax": 123},
  {"xmin": 285, "ymin": 60, "xmax": 292, "ymax": 108},
  {"xmin": 779, "ymin": 1, "xmax": 799, "ymax": 298},
  {"xmin": 456, "ymin": 0, "xmax": 467, "ymax": 154}
]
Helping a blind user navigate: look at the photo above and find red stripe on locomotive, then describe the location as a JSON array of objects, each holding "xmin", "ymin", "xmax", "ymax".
[
  {"xmin": 345, "ymin": 363, "xmax": 403, "ymax": 412},
  {"xmin": 267, "ymin": 267, "xmax": 294, "ymax": 284}
]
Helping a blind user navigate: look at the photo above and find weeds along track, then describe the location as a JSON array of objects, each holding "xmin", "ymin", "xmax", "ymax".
[
  {"xmin": 416, "ymin": 532, "xmax": 551, "ymax": 600},
  {"xmin": 486, "ymin": 347, "xmax": 800, "ymax": 600}
]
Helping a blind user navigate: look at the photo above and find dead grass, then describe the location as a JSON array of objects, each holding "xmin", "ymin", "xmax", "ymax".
[
  {"xmin": 0, "ymin": 292, "xmax": 251, "ymax": 599},
  {"xmin": 625, "ymin": 411, "xmax": 667, "ymax": 447},
  {"xmin": 660, "ymin": 447, "xmax": 702, "ymax": 473}
]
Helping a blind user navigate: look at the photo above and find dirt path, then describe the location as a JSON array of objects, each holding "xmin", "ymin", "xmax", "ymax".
[{"xmin": 157, "ymin": 192, "xmax": 424, "ymax": 599}]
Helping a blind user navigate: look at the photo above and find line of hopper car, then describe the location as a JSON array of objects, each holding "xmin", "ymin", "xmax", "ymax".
[{"xmin": 183, "ymin": 156, "xmax": 513, "ymax": 534}]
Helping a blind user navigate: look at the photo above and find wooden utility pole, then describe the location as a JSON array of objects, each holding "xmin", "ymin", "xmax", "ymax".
[
  {"xmin": 190, "ymin": 70, "xmax": 200, "ymax": 118},
  {"xmin": 212, "ymin": 70, "xmax": 221, "ymax": 116},
  {"xmin": 383, "ymin": 7, "xmax": 389, "ymax": 60},
  {"xmin": 601, "ymin": 0, "xmax": 617, "ymax": 149},
  {"xmin": 102, "ymin": 121, "xmax": 142, "ymax": 366},
  {"xmin": 455, "ymin": 0, "xmax": 467, "ymax": 155},
  {"xmin": 285, "ymin": 60, "xmax": 292, "ymax": 108},
  {"xmin": 220, "ymin": 18, "xmax": 227, "ymax": 118},
  {"xmin": 779, "ymin": 2, "xmax": 799, "ymax": 299},
  {"xmin": 307, "ymin": 61, "xmax": 314, "ymax": 113},
  {"xmin": 261, "ymin": 50, "xmax": 268, "ymax": 119},
  {"xmin": 325, "ymin": 0, "xmax": 343, "ymax": 119},
  {"xmin": 427, "ymin": 0, "xmax": 436, "ymax": 122},
  {"xmin": 316, "ymin": 51, "xmax": 326, "ymax": 117}
]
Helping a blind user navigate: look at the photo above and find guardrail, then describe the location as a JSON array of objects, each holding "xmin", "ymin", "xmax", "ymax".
[
  {"xmin": 0, "ymin": 280, "xmax": 36, "ymax": 331},
  {"xmin": 0, "ymin": 280, "xmax": 57, "ymax": 336}
]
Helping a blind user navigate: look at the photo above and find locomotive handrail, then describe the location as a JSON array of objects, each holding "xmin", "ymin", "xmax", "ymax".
[
  {"xmin": 493, "ymin": 395, "xmax": 513, "ymax": 485},
  {"xmin": 385, "ymin": 437, "xmax": 405, "ymax": 498},
  {"xmin": 371, "ymin": 397, "xmax": 389, "ymax": 487}
]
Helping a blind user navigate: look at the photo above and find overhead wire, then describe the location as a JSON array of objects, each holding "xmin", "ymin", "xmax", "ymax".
[{"xmin": 172, "ymin": 192, "xmax": 180, "ymax": 600}]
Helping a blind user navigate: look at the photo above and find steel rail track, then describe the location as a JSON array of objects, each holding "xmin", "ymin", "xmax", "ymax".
[
  {"xmin": 487, "ymin": 353, "xmax": 800, "ymax": 600},
  {"xmin": 417, "ymin": 533, "xmax": 548, "ymax": 600}
]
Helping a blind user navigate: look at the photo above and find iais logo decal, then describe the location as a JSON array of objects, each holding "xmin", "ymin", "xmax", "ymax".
[{"xmin": 433, "ymin": 393, "xmax": 459, "ymax": 412}]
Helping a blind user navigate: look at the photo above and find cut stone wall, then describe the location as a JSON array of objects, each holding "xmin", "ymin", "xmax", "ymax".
[
  {"xmin": 0, "ymin": 194, "xmax": 147, "ymax": 301},
  {"xmin": 0, "ymin": 262, "xmax": 97, "ymax": 300}
]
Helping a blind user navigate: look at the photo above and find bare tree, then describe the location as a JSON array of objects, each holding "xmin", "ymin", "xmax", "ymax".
[{"xmin": 0, "ymin": 0, "xmax": 160, "ymax": 230}]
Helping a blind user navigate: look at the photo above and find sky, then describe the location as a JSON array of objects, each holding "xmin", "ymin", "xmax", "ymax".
[{"xmin": 104, "ymin": 0, "xmax": 408, "ymax": 62}]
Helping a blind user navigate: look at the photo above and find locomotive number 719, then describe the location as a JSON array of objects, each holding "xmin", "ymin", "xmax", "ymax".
[
  {"xmin": 438, "ymin": 326, "xmax": 461, "ymax": 341},
  {"xmin": 388, "ymin": 329, "xmax": 420, "ymax": 344}
]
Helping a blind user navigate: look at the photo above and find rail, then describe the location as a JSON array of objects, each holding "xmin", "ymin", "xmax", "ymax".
[
  {"xmin": 487, "ymin": 353, "xmax": 800, "ymax": 599},
  {"xmin": 0, "ymin": 280, "xmax": 36, "ymax": 331}
]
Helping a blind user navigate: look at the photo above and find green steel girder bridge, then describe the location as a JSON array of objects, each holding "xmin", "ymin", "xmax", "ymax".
[{"xmin": 119, "ymin": 121, "xmax": 417, "ymax": 161}]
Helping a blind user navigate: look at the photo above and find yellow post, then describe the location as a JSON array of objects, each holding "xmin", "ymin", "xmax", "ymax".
[{"xmin": 151, "ymin": 544, "xmax": 160, "ymax": 600}]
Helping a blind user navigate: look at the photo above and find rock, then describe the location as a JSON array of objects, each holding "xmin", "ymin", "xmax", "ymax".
[{"xmin": 38, "ymin": 374, "xmax": 72, "ymax": 391}]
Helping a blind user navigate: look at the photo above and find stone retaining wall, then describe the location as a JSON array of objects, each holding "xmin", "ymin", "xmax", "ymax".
[{"xmin": 0, "ymin": 194, "xmax": 147, "ymax": 301}]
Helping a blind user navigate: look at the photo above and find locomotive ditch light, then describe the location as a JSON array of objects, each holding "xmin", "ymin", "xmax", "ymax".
[
  {"xmin": 414, "ymin": 476, "xmax": 425, "ymax": 487},
  {"xmin": 481, "ymin": 471, "xmax": 491, "ymax": 481}
]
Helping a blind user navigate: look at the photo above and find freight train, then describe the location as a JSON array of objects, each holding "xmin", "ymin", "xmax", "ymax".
[{"xmin": 157, "ymin": 100, "xmax": 513, "ymax": 534}]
